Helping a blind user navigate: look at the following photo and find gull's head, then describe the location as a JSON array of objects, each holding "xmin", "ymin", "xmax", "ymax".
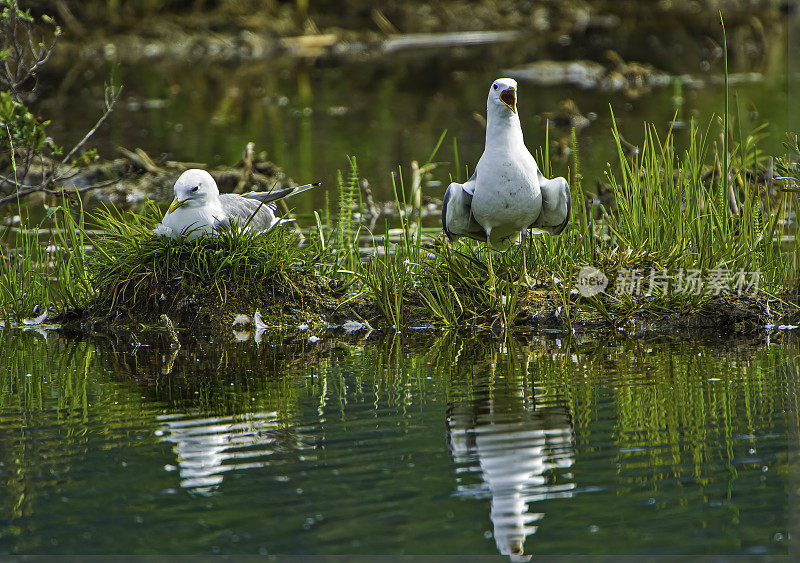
[
  {"xmin": 168, "ymin": 169, "xmax": 219, "ymax": 214},
  {"xmin": 488, "ymin": 78, "xmax": 517, "ymax": 114}
]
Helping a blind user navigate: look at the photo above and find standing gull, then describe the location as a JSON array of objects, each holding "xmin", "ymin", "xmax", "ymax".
[
  {"xmin": 442, "ymin": 78, "xmax": 571, "ymax": 288},
  {"xmin": 155, "ymin": 169, "xmax": 320, "ymax": 240}
]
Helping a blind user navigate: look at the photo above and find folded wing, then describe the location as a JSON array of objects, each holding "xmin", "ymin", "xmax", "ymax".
[
  {"xmin": 442, "ymin": 172, "xmax": 487, "ymax": 242},
  {"xmin": 216, "ymin": 181, "xmax": 320, "ymax": 232},
  {"xmin": 530, "ymin": 174, "xmax": 571, "ymax": 235},
  {"xmin": 216, "ymin": 195, "xmax": 280, "ymax": 231}
]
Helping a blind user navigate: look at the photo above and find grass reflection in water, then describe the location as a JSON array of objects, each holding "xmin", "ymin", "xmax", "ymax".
[{"xmin": 0, "ymin": 330, "xmax": 793, "ymax": 555}]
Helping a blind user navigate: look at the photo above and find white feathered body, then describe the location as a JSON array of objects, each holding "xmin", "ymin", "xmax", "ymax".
[
  {"xmin": 471, "ymin": 124, "xmax": 542, "ymax": 250},
  {"xmin": 160, "ymin": 198, "xmax": 226, "ymax": 240},
  {"xmin": 160, "ymin": 197, "xmax": 281, "ymax": 240}
]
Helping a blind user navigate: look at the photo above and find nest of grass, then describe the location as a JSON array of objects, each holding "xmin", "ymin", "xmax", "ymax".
[{"xmin": 84, "ymin": 203, "xmax": 335, "ymax": 327}]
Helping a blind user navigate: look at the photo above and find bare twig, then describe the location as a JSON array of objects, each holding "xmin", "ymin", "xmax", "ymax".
[
  {"xmin": 0, "ymin": 173, "xmax": 47, "ymax": 191},
  {"xmin": 1, "ymin": 2, "xmax": 122, "ymax": 206},
  {"xmin": 60, "ymin": 179, "xmax": 119, "ymax": 196},
  {"xmin": 0, "ymin": 3, "xmax": 60, "ymax": 97},
  {"xmin": 59, "ymin": 86, "xmax": 122, "ymax": 167},
  {"xmin": 118, "ymin": 146, "xmax": 161, "ymax": 173},
  {"xmin": 410, "ymin": 160, "xmax": 436, "ymax": 220},
  {"xmin": 234, "ymin": 142, "xmax": 256, "ymax": 194},
  {"xmin": 0, "ymin": 178, "xmax": 119, "ymax": 206}
]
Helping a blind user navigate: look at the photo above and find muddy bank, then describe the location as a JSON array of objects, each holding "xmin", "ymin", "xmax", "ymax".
[{"xmin": 55, "ymin": 281, "xmax": 800, "ymax": 344}]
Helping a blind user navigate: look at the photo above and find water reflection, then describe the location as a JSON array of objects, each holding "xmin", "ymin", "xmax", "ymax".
[
  {"xmin": 446, "ymin": 354, "xmax": 575, "ymax": 559},
  {"xmin": 157, "ymin": 411, "xmax": 290, "ymax": 493},
  {"xmin": 97, "ymin": 334, "xmax": 324, "ymax": 494},
  {"xmin": 0, "ymin": 330, "xmax": 793, "ymax": 555}
]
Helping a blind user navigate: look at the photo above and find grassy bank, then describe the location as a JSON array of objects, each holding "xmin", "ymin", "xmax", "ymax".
[
  {"xmin": 1, "ymin": 107, "xmax": 799, "ymax": 334},
  {"xmin": 1, "ymin": 12, "xmax": 798, "ymax": 333}
]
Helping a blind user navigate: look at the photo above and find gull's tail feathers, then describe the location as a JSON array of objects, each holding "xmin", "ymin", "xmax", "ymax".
[{"xmin": 241, "ymin": 181, "xmax": 322, "ymax": 204}]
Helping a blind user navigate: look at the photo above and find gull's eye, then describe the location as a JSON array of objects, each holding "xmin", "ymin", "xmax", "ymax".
[
  {"xmin": 493, "ymin": 84, "xmax": 498, "ymax": 90},
  {"xmin": 190, "ymin": 186, "xmax": 199, "ymax": 192}
]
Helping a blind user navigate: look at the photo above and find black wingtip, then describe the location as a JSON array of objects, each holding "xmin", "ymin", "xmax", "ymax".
[
  {"xmin": 441, "ymin": 185, "xmax": 451, "ymax": 234},
  {"xmin": 551, "ymin": 182, "xmax": 572, "ymax": 235},
  {"xmin": 312, "ymin": 182, "xmax": 322, "ymax": 187}
]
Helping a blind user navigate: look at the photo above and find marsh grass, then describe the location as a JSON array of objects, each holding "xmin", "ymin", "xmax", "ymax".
[
  {"xmin": 2, "ymin": 103, "xmax": 797, "ymax": 330},
  {"xmin": 775, "ymin": 134, "xmax": 800, "ymax": 293},
  {"xmin": 0, "ymin": 193, "xmax": 93, "ymax": 322},
  {"xmin": 49, "ymin": 196, "xmax": 94, "ymax": 310},
  {"xmin": 0, "ymin": 214, "xmax": 53, "ymax": 321},
  {"xmin": 371, "ymin": 18, "xmax": 792, "ymax": 328},
  {"xmin": 324, "ymin": 103, "xmax": 799, "ymax": 329}
]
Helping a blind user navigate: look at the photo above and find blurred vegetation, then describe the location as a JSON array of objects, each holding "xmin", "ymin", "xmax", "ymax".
[
  {"xmin": 1, "ymin": 0, "xmax": 119, "ymax": 205},
  {"xmin": 31, "ymin": 0, "xmax": 784, "ymax": 73},
  {"xmin": 1, "ymin": 0, "xmax": 62, "ymax": 174},
  {"xmin": 0, "ymin": 90, "xmax": 60, "ymax": 168}
]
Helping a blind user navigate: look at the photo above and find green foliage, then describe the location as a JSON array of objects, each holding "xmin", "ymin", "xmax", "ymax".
[
  {"xmin": 333, "ymin": 110, "xmax": 798, "ymax": 329},
  {"xmin": 349, "ymin": 244, "xmax": 409, "ymax": 328},
  {"xmin": 49, "ymin": 198, "xmax": 93, "ymax": 309},
  {"xmin": 1, "ymin": 104, "xmax": 797, "ymax": 329},
  {"xmin": 0, "ymin": 90, "xmax": 60, "ymax": 162},
  {"xmin": 774, "ymin": 133, "xmax": 800, "ymax": 294},
  {"xmin": 335, "ymin": 156, "xmax": 360, "ymax": 270},
  {"xmin": 0, "ymin": 0, "xmax": 33, "ymax": 23},
  {"xmin": 296, "ymin": 88, "xmax": 797, "ymax": 331},
  {"xmin": 71, "ymin": 148, "xmax": 99, "ymax": 168},
  {"xmin": 0, "ymin": 195, "xmax": 98, "ymax": 321},
  {"xmin": 0, "ymin": 197, "xmax": 318, "ymax": 324},
  {"xmin": 603, "ymin": 113, "xmax": 793, "ymax": 292}
]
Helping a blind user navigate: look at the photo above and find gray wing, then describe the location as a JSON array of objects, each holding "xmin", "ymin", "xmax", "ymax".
[
  {"xmin": 530, "ymin": 175, "xmax": 571, "ymax": 235},
  {"xmin": 239, "ymin": 182, "xmax": 321, "ymax": 204},
  {"xmin": 217, "ymin": 194, "xmax": 280, "ymax": 232},
  {"xmin": 442, "ymin": 171, "xmax": 486, "ymax": 242}
]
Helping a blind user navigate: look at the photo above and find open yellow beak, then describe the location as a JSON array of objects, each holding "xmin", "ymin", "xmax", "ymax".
[
  {"xmin": 500, "ymin": 87, "xmax": 516, "ymax": 113},
  {"xmin": 167, "ymin": 198, "xmax": 186, "ymax": 214}
]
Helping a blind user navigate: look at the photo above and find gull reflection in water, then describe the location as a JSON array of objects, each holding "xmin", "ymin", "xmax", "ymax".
[
  {"xmin": 447, "ymin": 384, "xmax": 575, "ymax": 560},
  {"xmin": 158, "ymin": 411, "xmax": 292, "ymax": 493}
]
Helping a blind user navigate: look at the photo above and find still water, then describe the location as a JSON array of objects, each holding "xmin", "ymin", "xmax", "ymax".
[{"xmin": 0, "ymin": 329, "xmax": 794, "ymax": 556}]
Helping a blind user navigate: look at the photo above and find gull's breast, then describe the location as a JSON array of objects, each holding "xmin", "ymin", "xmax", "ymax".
[
  {"xmin": 161, "ymin": 205, "xmax": 224, "ymax": 239},
  {"xmin": 472, "ymin": 159, "xmax": 541, "ymax": 234}
]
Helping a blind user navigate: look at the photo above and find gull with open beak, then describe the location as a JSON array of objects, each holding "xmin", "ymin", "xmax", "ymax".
[
  {"xmin": 442, "ymin": 78, "xmax": 571, "ymax": 289},
  {"xmin": 155, "ymin": 169, "xmax": 320, "ymax": 240}
]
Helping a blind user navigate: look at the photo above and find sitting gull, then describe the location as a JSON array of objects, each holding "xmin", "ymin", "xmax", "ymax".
[
  {"xmin": 155, "ymin": 169, "xmax": 320, "ymax": 240},
  {"xmin": 442, "ymin": 77, "xmax": 571, "ymax": 289}
]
